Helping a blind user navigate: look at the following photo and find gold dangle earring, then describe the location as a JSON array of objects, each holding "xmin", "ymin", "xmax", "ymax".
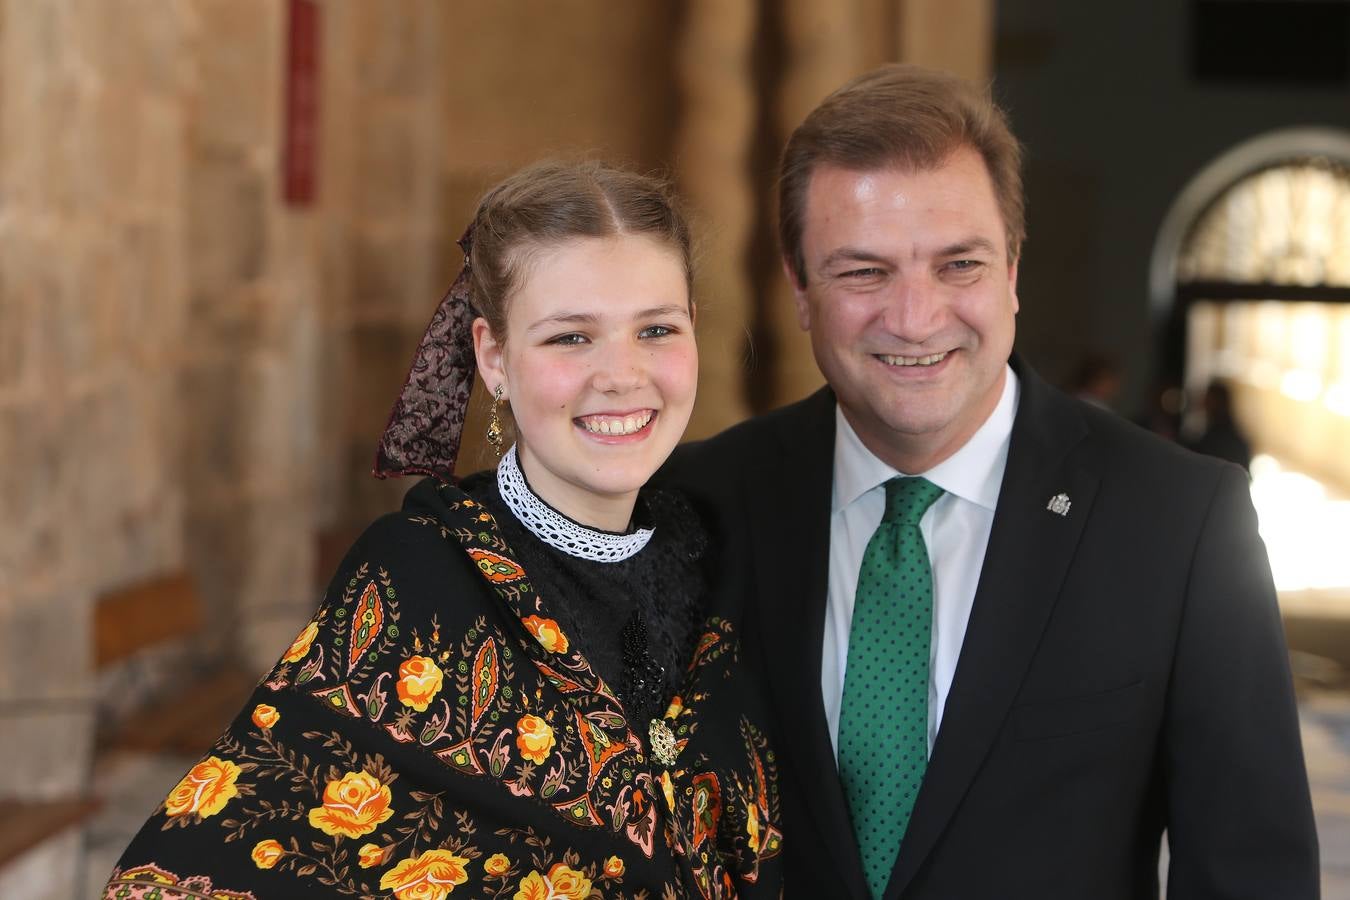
[{"xmin": 486, "ymin": 385, "xmax": 505, "ymax": 457}]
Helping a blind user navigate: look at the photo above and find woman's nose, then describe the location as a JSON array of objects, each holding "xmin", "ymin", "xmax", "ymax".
[{"xmin": 591, "ymin": 341, "xmax": 647, "ymax": 394}]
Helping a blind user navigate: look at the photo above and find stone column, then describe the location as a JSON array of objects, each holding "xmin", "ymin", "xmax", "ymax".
[
  {"xmin": 317, "ymin": 0, "xmax": 447, "ymax": 529},
  {"xmin": 898, "ymin": 0, "xmax": 993, "ymax": 83},
  {"xmin": 765, "ymin": 2, "xmax": 870, "ymax": 407},
  {"xmin": 675, "ymin": 0, "xmax": 757, "ymax": 437},
  {"xmin": 0, "ymin": 0, "xmax": 193, "ymax": 790},
  {"xmin": 182, "ymin": 0, "xmax": 320, "ymax": 671}
]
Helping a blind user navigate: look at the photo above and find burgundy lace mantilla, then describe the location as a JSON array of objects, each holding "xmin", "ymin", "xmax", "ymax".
[{"xmin": 373, "ymin": 225, "xmax": 477, "ymax": 482}]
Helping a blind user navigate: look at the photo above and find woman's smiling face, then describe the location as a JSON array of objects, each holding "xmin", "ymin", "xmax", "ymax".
[{"xmin": 473, "ymin": 234, "xmax": 697, "ymax": 530}]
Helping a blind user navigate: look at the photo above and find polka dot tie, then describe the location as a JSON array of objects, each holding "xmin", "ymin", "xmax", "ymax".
[{"xmin": 837, "ymin": 476, "xmax": 944, "ymax": 899}]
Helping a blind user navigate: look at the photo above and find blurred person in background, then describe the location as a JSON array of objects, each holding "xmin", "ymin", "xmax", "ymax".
[
  {"xmin": 1067, "ymin": 352, "xmax": 1123, "ymax": 412},
  {"xmin": 104, "ymin": 161, "xmax": 781, "ymax": 899},
  {"xmin": 1185, "ymin": 379, "xmax": 1253, "ymax": 472},
  {"xmin": 1134, "ymin": 380, "xmax": 1186, "ymax": 444}
]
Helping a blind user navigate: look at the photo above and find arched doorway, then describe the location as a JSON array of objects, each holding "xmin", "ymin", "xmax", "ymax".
[{"xmin": 1150, "ymin": 129, "xmax": 1350, "ymax": 609}]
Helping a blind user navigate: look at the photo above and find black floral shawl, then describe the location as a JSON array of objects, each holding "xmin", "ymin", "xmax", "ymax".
[{"xmin": 104, "ymin": 479, "xmax": 782, "ymax": 899}]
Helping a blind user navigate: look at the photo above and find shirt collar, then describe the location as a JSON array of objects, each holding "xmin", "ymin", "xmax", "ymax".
[{"xmin": 832, "ymin": 364, "xmax": 1020, "ymax": 513}]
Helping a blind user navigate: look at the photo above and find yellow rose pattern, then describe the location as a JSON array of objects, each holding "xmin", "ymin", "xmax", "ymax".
[
  {"xmin": 104, "ymin": 490, "xmax": 780, "ymax": 899},
  {"xmin": 250, "ymin": 704, "xmax": 279, "ymax": 729},
  {"xmin": 358, "ymin": 841, "xmax": 390, "ymax": 869},
  {"xmin": 521, "ymin": 614, "xmax": 570, "ymax": 654},
  {"xmin": 514, "ymin": 862, "xmax": 593, "ymax": 900},
  {"xmin": 515, "ymin": 714, "xmax": 556, "ymax": 765},
  {"xmin": 379, "ymin": 848, "xmax": 469, "ymax": 899},
  {"xmin": 163, "ymin": 756, "xmax": 241, "ymax": 821},
  {"xmin": 396, "ymin": 655, "xmax": 444, "ymax": 712},
  {"xmin": 250, "ymin": 839, "xmax": 284, "ymax": 869},
  {"xmin": 307, "ymin": 769, "xmax": 395, "ymax": 838}
]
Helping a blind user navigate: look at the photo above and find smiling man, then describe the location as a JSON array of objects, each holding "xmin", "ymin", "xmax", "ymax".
[{"xmin": 664, "ymin": 64, "xmax": 1317, "ymax": 899}]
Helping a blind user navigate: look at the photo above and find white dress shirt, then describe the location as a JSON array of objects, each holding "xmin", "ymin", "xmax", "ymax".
[{"xmin": 822, "ymin": 366, "xmax": 1019, "ymax": 759}]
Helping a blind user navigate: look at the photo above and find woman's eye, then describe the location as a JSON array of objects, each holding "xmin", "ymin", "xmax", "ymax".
[
  {"xmin": 548, "ymin": 333, "xmax": 588, "ymax": 346},
  {"xmin": 639, "ymin": 324, "xmax": 674, "ymax": 339}
]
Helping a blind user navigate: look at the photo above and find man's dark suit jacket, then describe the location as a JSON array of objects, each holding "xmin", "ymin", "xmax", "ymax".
[{"xmin": 662, "ymin": 358, "xmax": 1318, "ymax": 899}]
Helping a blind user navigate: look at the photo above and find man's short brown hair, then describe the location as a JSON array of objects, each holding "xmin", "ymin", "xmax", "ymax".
[{"xmin": 779, "ymin": 64, "xmax": 1025, "ymax": 288}]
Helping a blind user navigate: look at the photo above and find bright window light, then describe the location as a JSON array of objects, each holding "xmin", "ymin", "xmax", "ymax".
[
  {"xmin": 1249, "ymin": 454, "xmax": 1350, "ymax": 592},
  {"xmin": 1279, "ymin": 369, "xmax": 1323, "ymax": 403},
  {"xmin": 1325, "ymin": 382, "xmax": 1350, "ymax": 418}
]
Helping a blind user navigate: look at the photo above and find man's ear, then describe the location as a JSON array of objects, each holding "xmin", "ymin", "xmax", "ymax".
[
  {"xmin": 472, "ymin": 317, "xmax": 507, "ymax": 399},
  {"xmin": 784, "ymin": 257, "xmax": 812, "ymax": 331},
  {"xmin": 1008, "ymin": 257, "xmax": 1021, "ymax": 315}
]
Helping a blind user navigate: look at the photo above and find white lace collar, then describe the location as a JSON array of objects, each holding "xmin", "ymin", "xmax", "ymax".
[{"xmin": 496, "ymin": 445, "xmax": 654, "ymax": 562}]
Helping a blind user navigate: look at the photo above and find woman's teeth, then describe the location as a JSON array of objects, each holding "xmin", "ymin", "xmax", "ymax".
[
  {"xmin": 880, "ymin": 351, "xmax": 948, "ymax": 367},
  {"xmin": 578, "ymin": 411, "xmax": 654, "ymax": 435}
]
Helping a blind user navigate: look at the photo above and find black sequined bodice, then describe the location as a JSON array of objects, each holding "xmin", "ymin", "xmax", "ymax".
[{"xmin": 462, "ymin": 471, "xmax": 707, "ymax": 728}]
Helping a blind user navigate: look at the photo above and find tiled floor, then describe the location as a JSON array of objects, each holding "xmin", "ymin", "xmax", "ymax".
[
  {"xmin": 70, "ymin": 693, "xmax": 1350, "ymax": 898},
  {"xmin": 1301, "ymin": 691, "xmax": 1350, "ymax": 898}
]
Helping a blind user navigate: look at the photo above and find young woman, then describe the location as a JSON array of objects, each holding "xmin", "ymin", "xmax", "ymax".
[{"xmin": 105, "ymin": 162, "xmax": 782, "ymax": 899}]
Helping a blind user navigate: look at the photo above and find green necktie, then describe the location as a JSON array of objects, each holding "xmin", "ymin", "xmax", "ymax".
[{"xmin": 837, "ymin": 476, "xmax": 944, "ymax": 899}]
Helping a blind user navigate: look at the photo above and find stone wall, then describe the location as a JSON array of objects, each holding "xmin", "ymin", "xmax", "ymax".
[
  {"xmin": 0, "ymin": 0, "xmax": 194, "ymax": 800},
  {"xmin": 319, "ymin": 0, "xmax": 448, "ymax": 528},
  {"xmin": 181, "ymin": 0, "xmax": 321, "ymax": 671},
  {"xmin": 676, "ymin": 0, "xmax": 758, "ymax": 437},
  {"xmin": 0, "ymin": 0, "xmax": 457, "ymax": 808},
  {"xmin": 0, "ymin": 1, "xmax": 198, "ymax": 894}
]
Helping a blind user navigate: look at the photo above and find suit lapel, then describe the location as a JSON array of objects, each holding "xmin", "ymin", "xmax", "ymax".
[
  {"xmin": 885, "ymin": 362, "xmax": 1099, "ymax": 898},
  {"xmin": 746, "ymin": 389, "xmax": 872, "ymax": 898}
]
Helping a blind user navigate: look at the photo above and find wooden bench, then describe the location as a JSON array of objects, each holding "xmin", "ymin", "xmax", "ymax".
[
  {"xmin": 0, "ymin": 572, "xmax": 212, "ymax": 870},
  {"xmin": 94, "ymin": 571, "xmax": 203, "ymax": 669},
  {"xmin": 94, "ymin": 570, "xmax": 260, "ymax": 757},
  {"xmin": 0, "ymin": 798, "xmax": 101, "ymax": 871}
]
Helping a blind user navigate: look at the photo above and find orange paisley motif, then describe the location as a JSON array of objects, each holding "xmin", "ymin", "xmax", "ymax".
[
  {"xmin": 746, "ymin": 797, "xmax": 761, "ymax": 853},
  {"xmin": 379, "ymin": 848, "xmax": 470, "ymax": 900},
  {"xmin": 467, "ymin": 548, "xmax": 526, "ymax": 583},
  {"xmin": 307, "ymin": 770, "xmax": 394, "ymax": 838},
  {"xmin": 164, "ymin": 756, "xmax": 241, "ymax": 819},
  {"xmin": 396, "ymin": 655, "xmax": 444, "ymax": 712}
]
